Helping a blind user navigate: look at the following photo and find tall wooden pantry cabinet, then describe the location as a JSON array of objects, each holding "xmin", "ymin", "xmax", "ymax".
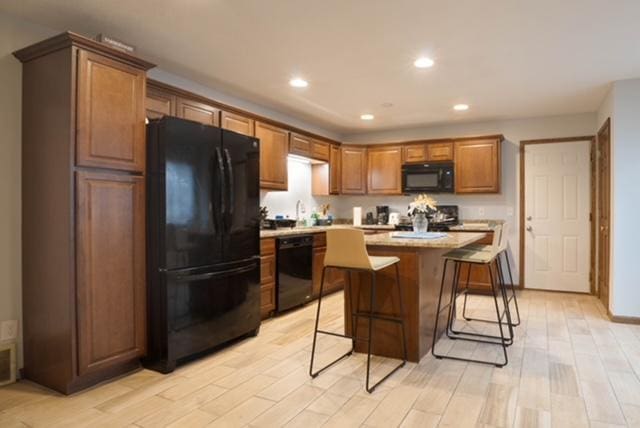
[{"xmin": 14, "ymin": 32, "xmax": 155, "ymax": 394}]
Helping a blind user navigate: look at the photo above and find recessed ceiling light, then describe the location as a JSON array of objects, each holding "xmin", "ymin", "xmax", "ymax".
[
  {"xmin": 289, "ymin": 78, "xmax": 308, "ymax": 88},
  {"xmin": 453, "ymin": 104, "xmax": 469, "ymax": 111},
  {"xmin": 360, "ymin": 114, "xmax": 375, "ymax": 121},
  {"xmin": 414, "ymin": 57, "xmax": 434, "ymax": 68}
]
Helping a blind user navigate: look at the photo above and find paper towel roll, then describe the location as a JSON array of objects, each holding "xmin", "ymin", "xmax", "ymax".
[{"xmin": 353, "ymin": 207, "xmax": 362, "ymax": 226}]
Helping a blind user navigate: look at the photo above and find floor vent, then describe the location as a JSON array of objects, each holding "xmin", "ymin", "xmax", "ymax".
[{"xmin": 0, "ymin": 343, "xmax": 16, "ymax": 386}]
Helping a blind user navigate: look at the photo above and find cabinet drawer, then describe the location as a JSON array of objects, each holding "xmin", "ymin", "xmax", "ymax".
[
  {"xmin": 260, "ymin": 282, "xmax": 276, "ymax": 317},
  {"xmin": 312, "ymin": 140, "xmax": 330, "ymax": 161},
  {"xmin": 313, "ymin": 233, "xmax": 326, "ymax": 248},
  {"xmin": 260, "ymin": 254, "xmax": 276, "ymax": 284},
  {"xmin": 260, "ymin": 238, "xmax": 275, "ymax": 256},
  {"xmin": 427, "ymin": 142, "xmax": 454, "ymax": 161},
  {"xmin": 403, "ymin": 145, "xmax": 428, "ymax": 163}
]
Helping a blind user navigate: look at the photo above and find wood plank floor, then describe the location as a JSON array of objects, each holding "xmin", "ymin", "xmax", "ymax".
[{"xmin": 2, "ymin": 290, "xmax": 640, "ymax": 427}]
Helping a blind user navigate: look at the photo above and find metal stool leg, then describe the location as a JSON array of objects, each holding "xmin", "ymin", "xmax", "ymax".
[
  {"xmin": 503, "ymin": 251, "xmax": 521, "ymax": 326},
  {"xmin": 432, "ymin": 259, "xmax": 450, "ymax": 359},
  {"xmin": 309, "ymin": 266, "xmax": 353, "ymax": 378},
  {"xmin": 433, "ymin": 259, "xmax": 510, "ymax": 367},
  {"xmin": 364, "ymin": 268, "xmax": 407, "ymax": 393}
]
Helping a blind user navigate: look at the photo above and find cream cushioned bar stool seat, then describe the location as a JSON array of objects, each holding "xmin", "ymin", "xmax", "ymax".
[
  {"xmin": 431, "ymin": 224, "xmax": 514, "ymax": 367},
  {"xmin": 309, "ymin": 228, "xmax": 407, "ymax": 393}
]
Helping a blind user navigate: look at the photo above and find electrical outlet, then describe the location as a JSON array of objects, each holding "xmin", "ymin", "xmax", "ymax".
[
  {"xmin": 0, "ymin": 320, "xmax": 18, "ymax": 342},
  {"xmin": 478, "ymin": 207, "xmax": 485, "ymax": 217}
]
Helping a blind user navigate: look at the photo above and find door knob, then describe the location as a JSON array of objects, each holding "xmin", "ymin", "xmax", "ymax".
[
  {"xmin": 526, "ymin": 216, "xmax": 532, "ymax": 221},
  {"xmin": 526, "ymin": 226, "xmax": 533, "ymax": 232}
]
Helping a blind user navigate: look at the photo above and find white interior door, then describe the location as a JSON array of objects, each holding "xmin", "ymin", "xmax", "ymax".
[{"xmin": 524, "ymin": 141, "xmax": 591, "ymax": 292}]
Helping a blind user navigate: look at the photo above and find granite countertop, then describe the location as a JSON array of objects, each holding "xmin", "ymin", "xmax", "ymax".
[
  {"xmin": 365, "ymin": 232, "xmax": 487, "ymax": 249},
  {"xmin": 259, "ymin": 224, "xmax": 394, "ymax": 238},
  {"xmin": 448, "ymin": 219, "xmax": 505, "ymax": 232}
]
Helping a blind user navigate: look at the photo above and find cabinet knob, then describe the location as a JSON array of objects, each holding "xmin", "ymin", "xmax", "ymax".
[
  {"xmin": 526, "ymin": 226, "xmax": 533, "ymax": 232},
  {"xmin": 526, "ymin": 216, "xmax": 532, "ymax": 221}
]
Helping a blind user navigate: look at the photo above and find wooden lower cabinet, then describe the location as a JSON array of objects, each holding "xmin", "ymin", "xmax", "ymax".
[
  {"xmin": 76, "ymin": 171, "xmax": 147, "ymax": 375},
  {"xmin": 260, "ymin": 238, "xmax": 277, "ymax": 318},
  {"xmin": 312, "ymin": 233, "xmax": 345, "ymax": 296},
  {"xmin": 457, "ymin": 232, "xmax": 495, "ymax": 292}
]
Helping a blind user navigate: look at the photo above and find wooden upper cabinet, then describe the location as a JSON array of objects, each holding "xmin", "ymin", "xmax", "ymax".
[
  {"xmin": 146, "ymin": 86, "xmax": 175, "ymax": 120},
  {"xmin": 329, "ymin": 145, "xmax": 341, "ymax": 194},
  {"xmin": 76, "ymin": 170, "xmax": 146, "ymax": 375},
  {"xmin": 221, "ymin": 110, "xmax": 255, "ymax": 136},
  {"xmin": 341, "ymin": 146, "xmax": 367, "ymax": 194},
  {"xmin": 427, "ymin": 142, "xmax": 454, "ymax": 161},
  {"xmin": 289, "ymin": 133, "xmax": 313, "ymax": 157},
  {"xmin": 176, "ymin": 97, "xmax": 220, "ymax": 126},
  {"xmin": 403, "ymin": 144, "xmax": 428, "ymax": 163},
  {"xmin": 454, "ymin": 138, "xmax": 501, "ymax": 193},
  {"xmin": 256, "ymin": 121, "xmax": 289, "ymax": 190},
  {"xmin": 367, "ymin": 146, "xmax": 402, "ymax": 195},
  {"xmin": 312, "ymin": 139, "xmax": 330, "ymax": 161},
  {"xmin": 76, "ymin": 50, "xmax": 146, "ymax": 172}
]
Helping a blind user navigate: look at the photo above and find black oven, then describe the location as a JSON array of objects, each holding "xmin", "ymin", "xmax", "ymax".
[{"xmin": 402, "ymin": 162, "xmax": 454, "ymax": 193}]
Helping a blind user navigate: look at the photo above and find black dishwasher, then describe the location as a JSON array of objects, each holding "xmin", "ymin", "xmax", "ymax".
[{"xmin": 276, "ymin": 235, "xmax": 313, "ymax": 312}]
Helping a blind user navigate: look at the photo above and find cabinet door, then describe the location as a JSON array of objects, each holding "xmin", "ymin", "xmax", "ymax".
[
  {"xmin": 76, "ymin": 171, "xmax": 146, "ymax": 375},
  {"xmin": 256, "ymin": 122, "xmax": 289, "ymax": 190},
  {"xmin": 367, "ymin": 146, "xmax": 402, "ymax": 195},
  {"xmin": 403, "ymin": 144, "xmax": 428, "ymax": 163},
  {"xmin": 176, "ymin": 97, "xmax": 220, "ymax": 126},
  {"xmin": 289, "ymin": 133, "xmax": 313, "ymax": 157},
  {"xmin": 260, "ymin": 254, "xmax": 276, "ymax": 285},
  {"xmin": 146, "ymin": 86, "xmax": 176, "ymax": 120},
  {"xmin": 221, "ymin": 111, "xmax": 255, "ymax": 136},
  {"xmin": 312, "ymin": 139, "xmax": 330, "ymax": 161},
  {"xmin": 427, "ymin": 142, "xmax": 454, "ymax": 161},
  {"xmin": 341, "ymin": 146, "xmax": 367, "ymax": 194},
  {"xmin": 76, "ymin": 50, "xmax": 146, "ymax": 172},
  {"xmin": 260, "ymin": 283, "xmax": 276, "ymax": 318},
  {"xmin": 455, "ymin": 139, "xmax": 501, "ymax": 193},
  {"xmin": 329, "ymin": 145, "xmax": 341, "ymax": 194},
  {"xmin": 312, "ymin": 246, "xmax": 345, "ymax": 296}
]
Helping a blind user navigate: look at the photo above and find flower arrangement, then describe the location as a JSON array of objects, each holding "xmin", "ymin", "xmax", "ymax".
[{"xmin": 407, "ymin": 194, "xmax": 437, "ymax": 217}]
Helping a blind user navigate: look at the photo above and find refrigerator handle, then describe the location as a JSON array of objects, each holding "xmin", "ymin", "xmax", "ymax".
[
  {"xmin": 215, "ymin": 147, "xmax": 226, "ymax": 221},
  {"xmin": 223, "ymin": 148, "xmax": 234, "ymax": 229}
]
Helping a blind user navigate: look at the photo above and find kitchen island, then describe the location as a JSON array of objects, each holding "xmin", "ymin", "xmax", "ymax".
[{"xmin": 342, "ymin": 231, "xmax": 487, "ymax": 362}]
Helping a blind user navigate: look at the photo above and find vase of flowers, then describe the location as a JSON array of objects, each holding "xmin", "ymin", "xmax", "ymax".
[{"xmin": 407, "ymin": 194, "xmax": 437, "ymax": 233}]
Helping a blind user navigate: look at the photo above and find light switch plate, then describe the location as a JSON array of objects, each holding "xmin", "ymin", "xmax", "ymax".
[{"xmin": 0, "ymin": 320, "xmax": 18, "ymax": 342}]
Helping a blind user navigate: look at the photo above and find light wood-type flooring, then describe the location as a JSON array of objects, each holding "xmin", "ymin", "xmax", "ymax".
[{"xmin": 2, "ymin": 290, "xmax": 640, "ymax": 427}]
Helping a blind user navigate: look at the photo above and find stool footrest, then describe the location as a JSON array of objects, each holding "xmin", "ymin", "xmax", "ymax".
[{"xmin": 316, "ymin": 329, "xmax": 369, "ymax": 343}]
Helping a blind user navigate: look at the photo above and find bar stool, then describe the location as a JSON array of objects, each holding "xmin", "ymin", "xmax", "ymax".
[
  {"xmin": 431, "ymin": 224, "xmax": 513, "ymax": 367},
  {"xmin": 461, "ymin": 223, "xmax": 521, "ymax": 327},
  {"xmin": 309, "ymin": 228, "xmax": 408, "ymax": 393}
]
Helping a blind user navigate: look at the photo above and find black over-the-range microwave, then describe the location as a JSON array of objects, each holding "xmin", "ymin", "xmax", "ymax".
[{"xmin": 401, "ymin": 162, "xmax": 454, "ymax": 193}]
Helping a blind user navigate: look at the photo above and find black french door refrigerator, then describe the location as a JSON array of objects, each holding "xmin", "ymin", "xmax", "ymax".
[{"xmin": 145, "ymin": 117, "xmax": 260, "ymax": 373}]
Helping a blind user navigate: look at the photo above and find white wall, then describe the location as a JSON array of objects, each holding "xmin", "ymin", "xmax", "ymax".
[
  {"xmin": 599, "ymin": 79, "xmax": 640, "ymax": 318},
  {"xmin": 0, "ymin": 13, "xmax": 56, "ymax": 367},
  {"xmin": 339, "ymin": 113, "xmax": 597, "ymax": 284},
  {"xmin": 260, "ymin": 157, "xmax": 333, "ymax": 220}
]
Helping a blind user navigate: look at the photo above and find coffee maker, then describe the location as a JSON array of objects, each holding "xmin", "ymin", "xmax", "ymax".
[{"xmin": 376, "ymin": 205, "xmax": 389, "ymax": 225}]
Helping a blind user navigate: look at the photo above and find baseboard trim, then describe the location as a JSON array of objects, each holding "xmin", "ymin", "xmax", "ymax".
[{"xmin": 607, "ymin": 308, "xmax": 640, "ymax": 324}]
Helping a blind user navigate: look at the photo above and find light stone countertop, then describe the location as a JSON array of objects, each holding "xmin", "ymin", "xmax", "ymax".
[
  {"xmin": 259, "ymin": 224, "xmax": 394, "ymax": 238},
  {"xmin": 365, "ymin": 231, "xmax": 487, "ymax": 249}
]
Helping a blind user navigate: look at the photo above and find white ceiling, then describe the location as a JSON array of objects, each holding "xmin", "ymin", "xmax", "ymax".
[{"xmin": 3, "ymin": 0, "xmax": 640, "ymax": 134}]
